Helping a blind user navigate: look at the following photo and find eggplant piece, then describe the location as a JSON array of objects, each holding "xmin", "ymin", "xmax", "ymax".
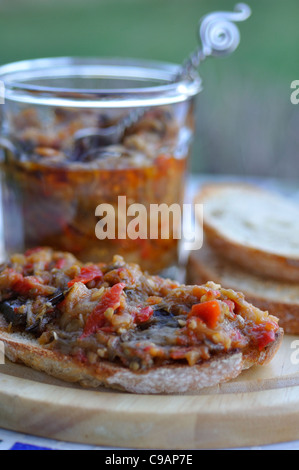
[
  {"xmin": 25, "ymin": 289, "xmax": 69, "ymax": 336},
  {"xmin": 25, "ymin": 322, "xmax": 40, "ymax": 335},
  {"xmin": 0, "ymin": 300, "xmax": 27, "ymax": 326},
  {"xmin": 25, "ymin": 314, "xmax": 52, "ymax": 336},
  {"xmin": 0, "ymin": 290, "xmax": 64, "ymax": 335},
  {"xmin": 48, "ymin": 290, "xmax": 67, "ymax": 306},
  {"xmin": 25, "ymin": 290, "xmax": 68, "ymax": 335},
  {"xmin": 152, "ymin": 308, "xmax": 178, "ymax": 328},
  {"xmin": 48, "ymin": 287, "xmax": 74, "ymax": 306},
  {"xmin": 137, "ymin": 307, "xmax": 178, "ymax": 331}
]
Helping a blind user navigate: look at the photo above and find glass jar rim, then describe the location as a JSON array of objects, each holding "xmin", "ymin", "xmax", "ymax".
[{"xmin": 0, "ymin": 57, "xmax": 202, "ymax": 108}]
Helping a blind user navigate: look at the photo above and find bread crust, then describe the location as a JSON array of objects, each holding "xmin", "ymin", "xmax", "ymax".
[
  {"xmin": 195, "ymin": 183, "xmax": 299, "ymax": 283},
  {"xmin": 187, "ymin": 246, "xmax": 299, "ymax": 334},
  {"xmin": 0, "ymin": 318, "xmax": 283, "ymax": 394}
]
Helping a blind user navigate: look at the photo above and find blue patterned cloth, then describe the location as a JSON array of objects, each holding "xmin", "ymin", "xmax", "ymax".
[
  {"xmin": 0, "ymin": 428, "xmax": 116, "ymax": 450},
  {"xmin": 0, "ymin": 428, "xmax": 298, "ymax": 450}
]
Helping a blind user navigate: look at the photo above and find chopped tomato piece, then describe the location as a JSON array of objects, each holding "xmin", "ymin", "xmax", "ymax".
[
  {"xmin": 134, "ymin": 306, "xmax": 154, "ymax": 324},
  {"xmin": 14, "ymin": 275, "xmax": 49, "ymax": 296},
  {"xmin": 80, "ymin": 283, "xmax": 125, "ymax": 338},
  {"xmin": 176, "ymin": 335, "xmax": 191, "ymax": 347},
  {"xmin": 223, "ymin": 299, "xmax": 235, "ymax": 313},
  {"xmin": 116, "ymin": 267, "xmax": 136, "ymax": 284},
  {"xmin": 189, "ymin": 300, "xmax": 222, "ymax": 329},
  {"xmin": 24, "ymin": 247, "xmax": 44, "ymax": 257},
  {"xmin": 252, "ymin": 324, "xmax": 277, "ymax": 351},
  {"xmin": 55, "ymin": 258, "xmax": 67, "ymax": 270},
  {"xmin": 230, "ymin": 328, "xmax": 247, "ymax": 348},
  {"xmin": 73, "ymin": 349, "xmax": 88, "ymax": 364},
  {"xmin": 192, "ymin": 286, "xmax": 221, "ymax": 300},
  {"xmin": 68, "ymin": 265, "xmax": 103, "ymax": 287},
  {"xmin": 98, "ymin": 326, "xmax": 114, "ymax": 333},
  {"xmin": 13, "ymin": 275, "xmax": 39, "ymax": 295},
  {"xmin": 169, "ymin": 347, "xmax": 192, "ymax": 360},
  {"xmin": 147, "ymin": 296, "xmax": 163, "ymax": 306},
  {"xmin": 2, "ymin": 268, "xmax": 55, "ymax": 296}
]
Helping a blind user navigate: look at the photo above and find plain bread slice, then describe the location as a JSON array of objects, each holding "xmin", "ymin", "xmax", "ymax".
[{"xmin": 195, "ymin": 183, "xmax": 299, "ymax": 282}]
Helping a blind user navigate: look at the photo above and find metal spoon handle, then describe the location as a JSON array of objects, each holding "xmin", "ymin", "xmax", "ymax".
[
  {"xmin": 177, "ymin": 3, "xmax": 252, "ymax": 80},
  {"xmin": 116, "ymin": 4, "xmax": 251, "ymax": 134},
  {"xmin": 124, "ymin": 3, "xmax": 251, "ymax": 129}
]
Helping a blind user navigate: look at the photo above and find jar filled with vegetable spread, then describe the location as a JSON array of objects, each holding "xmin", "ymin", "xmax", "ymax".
[{"xmin": 0, "ymin": 57, "xmax": 201, "ymax": 273}]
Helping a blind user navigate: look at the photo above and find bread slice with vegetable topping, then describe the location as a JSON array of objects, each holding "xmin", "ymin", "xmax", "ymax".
[
  {"xmin": 0, "ymin": 247, "xmax": 283, "ymax": 394},
  {"xmin": 187, "ymin": 243, "xmax": 299, "ymax": 335}
]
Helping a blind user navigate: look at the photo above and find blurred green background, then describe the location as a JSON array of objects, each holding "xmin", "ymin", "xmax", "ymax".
[{"xmin": 0, "ymin": 0, "xmax": 298, "ymax": 179}]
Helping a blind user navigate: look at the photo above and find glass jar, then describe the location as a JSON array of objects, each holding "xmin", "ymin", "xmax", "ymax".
[{"xmin": 0, "ymin": 57, "xmax": 201, "ymax": 273}]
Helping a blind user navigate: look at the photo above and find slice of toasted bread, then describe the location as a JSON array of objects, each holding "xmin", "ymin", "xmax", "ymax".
[
  {"xmin": 0, "ymin": 322, "xmax": 283, "ymax": 395},
  {"xmin": 195, "ymin": 183, "xmax": 299, "ymax": 283},
  {"xmin": 187, "ymin": 243, "xmax": 299, "ymax": 334}
]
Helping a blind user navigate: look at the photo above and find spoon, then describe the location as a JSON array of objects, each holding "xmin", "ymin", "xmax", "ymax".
[{"xmin": 73, "ymin": 3, "xmax": 251, "ymax": 159}]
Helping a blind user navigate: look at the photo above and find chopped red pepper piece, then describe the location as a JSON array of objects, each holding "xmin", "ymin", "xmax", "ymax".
[
  {"xmin": 12, "ymin": 273, "xmax": 55, "ymax": 296},
  {"xmin": 0, "ymin": 268, "xmax": 55, "ymax": 296},
  {"xmin": 55, "ymin": 258, "xmax": 67, "ymax": 270},
  {"xmin": 222, "ymin": 299, "xmax": 235, "ymax": 313},
  {"xmin": 73, "ymin": 349, "xmax": 88, "ymax": 364},
  {"xmin": 134, "ymin": 306, "xmax": 154, "ymax": 324},
  {"xmin": 80, "ymin": 283, "xmax": 125, "ymax": 338},
  {"xmin": 252, "ymin": 324, "xmax": 277, "ymax": 351},
  {"xmin": 169, "ymin": 347, "xmax": 192, "ymax": 360},
  {"xmin": 189, "ymin": 300, "xmax": 222, "ymax": 329},
  {"xmin": 24, "ymin": 247, "xmax": 44, "ymax": 257},
  {"xmin": 68, "ymin": 265, "xmax": 103, "ymax": 288}
]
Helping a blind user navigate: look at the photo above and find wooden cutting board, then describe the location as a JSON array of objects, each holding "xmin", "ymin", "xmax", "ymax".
[{"xmin": 0, "ymin": 334, "xmax": 299, "ymax": 449}]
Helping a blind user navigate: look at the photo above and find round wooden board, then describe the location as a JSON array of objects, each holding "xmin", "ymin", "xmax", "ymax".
[{"xmin": 0, "ymin": 334, "xmax": 299, "ymax": 449}]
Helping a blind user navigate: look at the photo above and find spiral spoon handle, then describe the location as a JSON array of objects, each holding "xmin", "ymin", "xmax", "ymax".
[{"xmin": 177, "ymin": 3, "xmax": 251, "ymax": 80}]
